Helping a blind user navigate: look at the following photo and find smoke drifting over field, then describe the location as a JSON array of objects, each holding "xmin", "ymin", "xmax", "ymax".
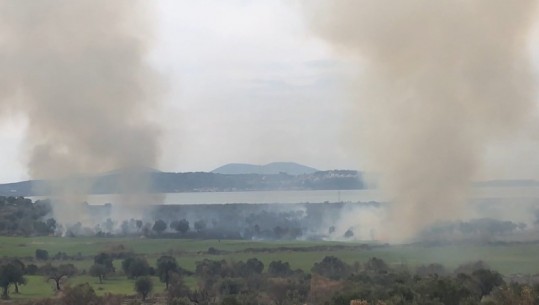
[
  {"xmin": 0, "ymin": 1, "xmax": 162, "ymax": 223},
  {"xmin": 303, "ymin": 1, "xmax": 539, "ymax": 241}
]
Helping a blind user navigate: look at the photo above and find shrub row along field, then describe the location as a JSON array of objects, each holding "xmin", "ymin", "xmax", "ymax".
[
  {"xmin": 1, "ymin": 236, "xmax": 539, "ymax": 302},
  {"xmin": 3, "ymin": 236, "xmax": 539, "ymax": 273}
]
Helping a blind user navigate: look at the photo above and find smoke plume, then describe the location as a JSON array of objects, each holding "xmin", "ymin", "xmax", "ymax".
[
  {"xmin": 303, "ymin": 1, "xmax": 538, "ymax": 241},
  {"xmin": 0, "ymin": 1, "xmax": 162, "ymax": 223}
]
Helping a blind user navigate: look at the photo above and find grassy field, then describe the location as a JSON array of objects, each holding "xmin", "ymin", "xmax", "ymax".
[
  {"xmin": 7, "ymin": 275, "xmax": 167, "ymax": 301},
  {"xmin": 2, "ymin": 236, "xmax": 539, "ymax": 300}
]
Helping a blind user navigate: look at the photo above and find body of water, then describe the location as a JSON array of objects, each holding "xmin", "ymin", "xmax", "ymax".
[{"xmin": 31, "ymin": 186, "xmax": 539, "ymax": 205}]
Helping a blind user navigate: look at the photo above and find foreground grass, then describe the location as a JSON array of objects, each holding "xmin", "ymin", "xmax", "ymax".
[
  {"xmin": 8, "ymin": 276, "xmax": 53, "ymax": 301},
  {"xmin": 2, "ymin": 236, "xmax": 539, "ymax": 300},
  {"xmin": 8, "ymin": 275, "xmax": 166, "ymax": 301}
]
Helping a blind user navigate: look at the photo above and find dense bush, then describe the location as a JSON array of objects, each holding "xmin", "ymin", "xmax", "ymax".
[
  {"xmin": 35, "ymin": 249, "xmax": 49, "ymax": 260},
  {"xmin": 122, "ymin": 257, "xmax": 150, "ymax": 279}
]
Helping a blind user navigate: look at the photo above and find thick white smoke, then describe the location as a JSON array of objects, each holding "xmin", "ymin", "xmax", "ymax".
[
  {"xmin": 303, "ymin": 0, "xmax": 539, "ymax": 241},
  {"xmin": 0, "ymin": 1, "xmax": 163, "ymax": 225}
]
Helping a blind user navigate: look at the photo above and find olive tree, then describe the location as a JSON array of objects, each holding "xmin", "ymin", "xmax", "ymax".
[
  {"xmin": 157, "ymin": 255, "xmax": 178, "ymax": 290},
  {"xmin": 135, "ymin": 276, "xmax": 153, "ymax": 301}
]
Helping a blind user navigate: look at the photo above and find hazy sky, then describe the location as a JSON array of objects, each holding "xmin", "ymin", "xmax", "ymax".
[
  {"xmin": 0, "ymin": 1, "xmax": 357, "ymax": 183},
  {"xmin": 0, "ymin": 0, "xmax": 538, "ymax": 183},
  {"xmin": 152, "ymin": 1, "xmax": 359, "ymax": 174}
]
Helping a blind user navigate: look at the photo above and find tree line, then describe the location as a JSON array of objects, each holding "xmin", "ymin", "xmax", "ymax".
[
  {"xmin": 1, "ymin": 195, "xmax": 535, "ymax": 243},
  {"xmin": 2, "ymin": 250, "xmax": 539, "ymax": 305}
]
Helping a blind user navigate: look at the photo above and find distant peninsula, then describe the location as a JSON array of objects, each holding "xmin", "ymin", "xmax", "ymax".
[{"xmin": 0, "ymin": 162, "xmax": 364, "ymax": 196}]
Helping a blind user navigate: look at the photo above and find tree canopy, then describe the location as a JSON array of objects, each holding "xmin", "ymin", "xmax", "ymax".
[{"xmin": 157, "ymin": 255, "xmax": 178, "ymax": 290}]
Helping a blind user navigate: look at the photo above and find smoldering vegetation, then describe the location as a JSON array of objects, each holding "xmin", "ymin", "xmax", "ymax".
[
  {"xmin": 83, "ymin": 199, "xmax": 539, "ymax": 244},
  {"xmin": 60, "ymin": 201, "xmax": 384, "ymax": 241},
  {"xmin": 5, "ymin": 195, "xmax": 539, "ymax": 244},
  {"xmin": 302, "ymin": 0, "xmax": 539, "ymax": 242}
]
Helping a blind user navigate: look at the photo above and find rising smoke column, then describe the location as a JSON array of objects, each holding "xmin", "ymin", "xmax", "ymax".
[
  {"xmin": 303, "ymin": 1, "xmax": 538, "ymax": 241},
  {"xmin": 0, "ymin": 1, "xmax": 162, "ymax": 225}
]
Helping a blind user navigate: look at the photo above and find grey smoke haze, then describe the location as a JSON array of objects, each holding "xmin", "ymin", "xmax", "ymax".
[
  {"xmin": 303, "ymin": 1, "xmax": 539, "ymax": 241},
  {"xmin": 0, "ymin": 1, "xmax": 162, "ymax": 222}
]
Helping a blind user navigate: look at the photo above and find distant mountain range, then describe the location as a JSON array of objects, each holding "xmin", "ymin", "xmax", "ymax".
[{"xmin": 212, "ymin": 162, "xmax": 319, "ymax": 175}]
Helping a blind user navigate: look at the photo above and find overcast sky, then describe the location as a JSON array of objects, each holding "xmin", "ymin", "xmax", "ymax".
[
  {"xmin": 152, "ymin": 1, "xmax": 358, "ymax": 174},
  {"xmin": 0, "ymin": 0, "xmax": 538, "ymax": 183}
]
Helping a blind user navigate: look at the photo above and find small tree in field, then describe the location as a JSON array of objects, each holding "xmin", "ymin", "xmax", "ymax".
[
  {"xmin": 43, "ymin": 263, "xmax": 77, "ymax": 291},
  {"xmin": 0, "ymin": 261, "xmax": 25, "ymax": 299},
  {"xmin": 94, "ymin": 253, "xmax": 114, "ymax": 274},
  {"xmin": 122, "ymin": 257, "xmax": 150, "ymax": 279},
  {"xmin": 89, "ymin": 263, "xmax": 108, "ymax": 284},
  {"xmin": 9, "ymin": 259, "xmax": 26, "ymax": 294},
  {"xmin": 157, "ymin": 255, "xmax": 178, "ymax": 290},
  {"xmin": 135, "ymin": 276, "xmax": 153, "ymax": 301}
]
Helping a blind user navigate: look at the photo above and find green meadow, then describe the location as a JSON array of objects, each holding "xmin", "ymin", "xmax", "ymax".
[{"xmin": 2, "ymin": 236, "xmax": 539, "ymax": 300}]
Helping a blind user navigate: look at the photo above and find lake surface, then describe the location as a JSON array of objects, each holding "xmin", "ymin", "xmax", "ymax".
[{"xmin": 31, "ymin": 186, "xmax": 539, "ymax": 205}]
